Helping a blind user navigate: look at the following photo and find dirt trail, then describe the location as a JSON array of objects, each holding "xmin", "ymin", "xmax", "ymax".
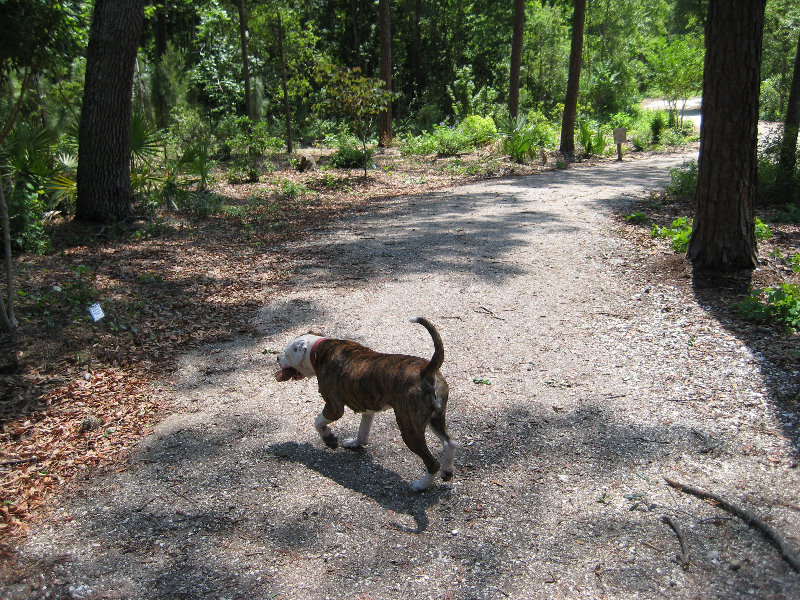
[{"xmin": 6, "ymin": 152, "xmax": 800, "ymax": 600}]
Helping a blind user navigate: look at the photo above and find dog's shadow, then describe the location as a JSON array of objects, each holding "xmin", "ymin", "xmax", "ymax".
[{"xmin": 265, "ymin": 441, "xmax": 449, "ymax": 533}]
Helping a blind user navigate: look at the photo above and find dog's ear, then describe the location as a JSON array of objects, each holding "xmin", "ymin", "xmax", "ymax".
[{"xmin": 307, "ymin": 330, "xmax": 325, "ymax": 337}]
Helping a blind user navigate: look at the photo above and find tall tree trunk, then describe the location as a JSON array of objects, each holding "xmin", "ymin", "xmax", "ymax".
[
  {"xmin": 508, "ymin": 0, "xmax": 525, "ymax": 120},
  {"xmin": 688, "ymin": 0, "xmax": 766, "ymax": 271},
  {"xmin": 276, "ymin": 10, "xmax": 293, "ymax": 153},
  {"xmin": 559, "ymin": 0, "xmax": 586, "ymax": 159},
  {"xmin": 152, "ymin": 6, "xmax": 169, "ymax": 129},
  {"xmin": 378, "ymin": 0, "xmax": 392, "ymax": 147},
  {"xmin": 778, "ymin": 29, "xmax": 800, "ymax": 191},
  {"xmin": 76, "ymin": 0, "xmax": 144, "ymax": 223},
  {"xmin": 236, "ymin": 0, "xmax": 253, "ymax": 121},
  {"xmin": 0, "ymin": 175, "xmax": 16, "ymax": 332}
]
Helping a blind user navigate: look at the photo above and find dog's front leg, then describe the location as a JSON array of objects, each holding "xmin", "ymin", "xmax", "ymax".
[
  {"xmin": 343, "ymin": 411, "xmax": 375, "ymax": 449},
  {"xmin": 315, "ymin": 401, "xmax": 344, "ymax": 449}
]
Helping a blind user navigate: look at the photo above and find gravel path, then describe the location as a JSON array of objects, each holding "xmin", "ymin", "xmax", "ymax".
[{"xmin": 7, "ymin": 152, "xmax": 800, "ymax": 600}]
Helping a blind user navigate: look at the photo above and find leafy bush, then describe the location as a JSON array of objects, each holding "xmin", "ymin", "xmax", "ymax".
[
  {"xmin": 754, "ymin": 217, "xmax": 772, "ymax": 240},
  {"xmin": 650, "ymin": 111, "xmax": 668, "ymax": 144},
  {"xmin": 459, "ymin": 115, "xmax": 498, "ymax": 147},
  {"xmin": 329, "ymin": 143, "xmax": 372, "ymax": 169},
  {"xmin": 399, "ymin": 132, "xmax": 438, "ymax": 156},
  {"xmin": 578, "ymin": 121, "xmax": 607, "ymax": 156},
  {"xmin": 737, "ymin": 284, "xmax": 800, "ymax": 333},
  {"xmin": 666, "ymin": 161, "xmax": 698, "ymax": 201},
  {"xmin": 624, "ymin": 211, "xmax": 649, "ymax": 224},
  {"xmin": 432, "ymin": 125, "xmax": 472, "ymax": 156},
  {"xmin": 503, "ymin": 111, "xmax": 557, "ymax": 163},
  {"xmin": 651, "ymin": 216, "xmax": 692, "ymax": 253}
]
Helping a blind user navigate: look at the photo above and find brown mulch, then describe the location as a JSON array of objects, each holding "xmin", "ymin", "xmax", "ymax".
[{"xmin": 0, "ymin": 147, "xmax": 544, "ymax": 544}]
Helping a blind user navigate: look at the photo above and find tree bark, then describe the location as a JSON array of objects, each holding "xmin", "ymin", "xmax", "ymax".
[
  {"xmin": 236, "ymin": 0, "xmax": 253, "ymax": 121},
  {"xmin": 508, "ymin": 0, "xmax": 525, "ymax": 120},
  {"xmin": 276, "ymin": 10, "xmax": 293, "ymax": 153},
  {"xmin": 0, "ymin": 175, "xmax": 16, "ymax": 332},
  {"xmin": 76, "ymin": 0, "xmax": 144, "ymax": 223},
  {"xmin": 688, "ymin": 0, "xmax": 766, "ymax": 270},
  {"xmin": 778, "ymin": 29, "xmax": 800, "ymax": 190},
  {"xmin": 559, "ymin": 0, "xmax": 586, "ymax": 159},
  {"xmin": 378, "ymin": 0, "xmax": 392, "ymax": 147}
]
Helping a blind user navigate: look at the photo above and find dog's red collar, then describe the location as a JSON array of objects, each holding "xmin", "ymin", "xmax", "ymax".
[{"xmin": 310, "ymin": 337, "xmax": 327, "ymax": 370}]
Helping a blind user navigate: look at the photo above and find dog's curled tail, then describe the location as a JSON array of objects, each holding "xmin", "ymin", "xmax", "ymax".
[{"xmin": 409, "ymin": 317, "xmax": 444, "ymax": 382}]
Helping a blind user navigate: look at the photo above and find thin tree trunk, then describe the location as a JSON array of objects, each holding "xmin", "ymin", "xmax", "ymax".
[
  {"xmin": 688, "ymin": 0, "xmax": 765, "ymax": 270},
  {"xmin": 560, "ymin": 0, "xmax": 586, "ymax": 159},
  {"xmin": 76, "ymin": 0, "xmax": 145, "ymax": 223},
  {"xmin": 508, "ymin": 0, "xmax": 525, "ymax": 120},
  {"xmin": 276, "ymin": 10, "xmax": 293, "ymax": 153},
  {"xmin": 0, "ymin": 175, "xmax": 16, "ymax": 332},
  {"xmin": 778, "ymin": 29, "xmax": 800, "ymax": 190},
  {"xmin": 236, "ymin": 0, "xmax": 253, "ymax": 121},
  {"xmin": 378, "ymin": 0, "xmax": 392, "ymax": 147},
  {"xmin": 0, "ymin": 70, "xmax": 31, "ymax": 147}
]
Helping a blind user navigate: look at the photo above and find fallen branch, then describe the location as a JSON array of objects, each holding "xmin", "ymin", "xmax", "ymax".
[
  {"xmin": 661, "ymin": 515, "xmax": 690, "ymax": 570},
  {"xmin": 665, "ymin": 478, "xmax": 800, "ymax": 573}
]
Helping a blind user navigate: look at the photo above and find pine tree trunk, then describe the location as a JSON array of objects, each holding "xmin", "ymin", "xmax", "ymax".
[
  {"xmin": 236, "ymin": 0, "xmax": 253, "ymax": 121},
  {"xmin": 76, "ymin": 0, "xmax": 144, "ymax": 223},
  {"xmin": 378, "ymin": 0, "xmax": 393, "ymax": 147},
  {"xmin": 560, "ymin": 0, "xmax": 586, "ymax": 159},
  {"xmin": 778, "ymin": 30, "xmax": 800, "ymax": 190},
  {"xmin": 0, "ymin": 175, "xmax": 16, "ymax": 332},
  {"xmin": 276, "ymin": 10, "xmax": 293, "ymax": 153},
  {"xmin": 688, "ymin": 0, "xmax": 765, "ymax": 270},
  {"xmin": 508, "ymin": 0, "xmax": 525, "ymax": 120}
]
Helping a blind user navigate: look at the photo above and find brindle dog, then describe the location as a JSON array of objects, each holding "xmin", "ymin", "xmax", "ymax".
[{"xmin": 275, "ymin": 317, "xmax": 456, "ymax": 491}]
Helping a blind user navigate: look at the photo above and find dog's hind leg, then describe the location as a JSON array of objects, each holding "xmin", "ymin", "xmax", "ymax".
[
  {"xmin": 397, "ymin": 416, "xmax": 440, "ymax": 492},
  {"xmin": 343, "ymin": 411, "xmax": 375, "ymax": 449},
  {"xmin": 431, "ymin": 413, "xmax": 456, "ymax": 482}
]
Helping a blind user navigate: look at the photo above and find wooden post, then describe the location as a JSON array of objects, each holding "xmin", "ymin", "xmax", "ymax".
[{"xmin": 613, "ymin": 127, "xmax": 627, "ymax": 161}]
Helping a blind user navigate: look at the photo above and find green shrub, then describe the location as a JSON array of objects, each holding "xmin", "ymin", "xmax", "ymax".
[
  {"xmin": 666, "ymin": 161, "xmax": 698, "ymax": 201},
  {"xmin": 503, "ymin": 111, "xmax": 557, "ymax": 163},
  {"xmin": 651, "ymin": 216, "xmax": 693, "ymax": 253},
  {"xmin": 399, "ymin": 132, "xmax": 438, "ymax": 156},
  {"xmin": 459, "ymin": 115, "xmax": 498, "ymax": 146},
  {"xmin": 578, "ymin": 121, "xmax": 607, "ymax": 156},
  {"xmin": 737, "ymin": 284, "xmax": 800, "ymax": 333},
  {"xmin": 329, "ymin": 144, "xmax": 372, "ymax": 169},
  {"xmin": 624, "ymin": 211, "xmax": 649, "ymax": 224},
  {"xmin": 754, "ymin": 217, "xmax": 772, "ymax": 240},
  {"xmin": 432, "ymin": 125, "xmax": 471, "ymax": 156},
  {"xmin": 650, "ymin": 111, "xmax": 668, "ymax": 144}
]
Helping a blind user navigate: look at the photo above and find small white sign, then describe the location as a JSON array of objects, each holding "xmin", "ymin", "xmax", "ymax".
[
  {"xmin": 88, "ymin": 303, "xmax": 105, "ymax": 322},
  {"xmin": 613, "ymin": 127, "xmax": 627, "ymax": 144}
]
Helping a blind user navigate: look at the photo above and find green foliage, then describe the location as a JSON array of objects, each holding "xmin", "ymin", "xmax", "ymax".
[
  {"xmin": 646, "ymin": 35, "xmax": 704, "ymax": 122},
  {"xmin": 315, "ymin": 64, "xmax": 393, "ymax": 177},
  {"xmin": 399, "ymin": 115, "xmax": 497, "ymax": 157},
  {"xmin": 503, "ymin": 112, "xmax": 558, "ymax": 163},
  {"xmin": 754, "ymin": 217, "xmax": 772, "ymax": 240},
  {"xmin": 578, "ymin": 121, "xmax": 607, "ymax": 156},
  {"xmin": 737, "ymin": 284, "xmax": 800, "ymax": 333},
  {"xmin": 328, "ymin": 133, "xmax": 373, "ymax": 169},
  {"xmin": 774, "ymin": 203, "xmax": 800, "ymax": 223},
  {"xmin": 651, "ymin": 217, "xmax": 693, "ymax": 253},
  {"xmin": 666, "ymin": 161, "xmax": 698, "ymax": 200},
  {"xmin": 459, "ymin": 115, "xmax": 498, "ymax": 147},
  {"xmin": 624, "ymin": 211, "xmax": 649, "ymax": 224}
]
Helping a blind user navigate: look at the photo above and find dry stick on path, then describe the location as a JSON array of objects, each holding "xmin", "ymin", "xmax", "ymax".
[
  {"xmin": 661, "ymin": 515, "xmax": 690, "ymax": 570},
  {"xmin": 665, "ymin": 478, "xmax": 800, "ymax": 573}
]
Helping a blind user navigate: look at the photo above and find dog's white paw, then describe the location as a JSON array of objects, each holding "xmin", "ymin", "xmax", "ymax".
[
  {"xmin": 410, "ymin": 473, "xmax": 435, "ymax": 492},
  {"xmin": 342, "ymin": 438, "xmax": 365, "ymax": 450}
]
